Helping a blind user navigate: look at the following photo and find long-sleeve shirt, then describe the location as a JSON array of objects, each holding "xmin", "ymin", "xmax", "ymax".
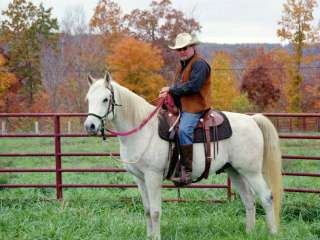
[{"xmin": 169, "ymin": 59, "xmax": 211, "ymax": 96}]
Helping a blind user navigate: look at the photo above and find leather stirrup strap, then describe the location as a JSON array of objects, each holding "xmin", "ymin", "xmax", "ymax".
[
  {"xmin": 166, "ymin": 141, "xmax": 179, "ymax": 180},
  {"xmin": 203, "ymin": 125, "xmax": 213, "ymax": 178},
  {"xmin": 193, "ymin": 123, "xmax": 213, "ymax": 183}
]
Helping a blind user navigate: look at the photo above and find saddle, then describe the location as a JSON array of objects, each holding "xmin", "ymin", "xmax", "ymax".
[{"xmin": 158, "ymin": 97, "xmax": 232, "ymax": 183}]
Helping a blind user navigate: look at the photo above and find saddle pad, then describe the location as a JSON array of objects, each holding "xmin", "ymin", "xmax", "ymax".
[{"xmin": 158, "ymin": 111, "xmax": 232, "ymax": 143}]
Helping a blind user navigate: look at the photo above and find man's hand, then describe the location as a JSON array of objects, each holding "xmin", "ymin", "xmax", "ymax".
[{"xmin": 159, "ymin": 86, "xmax": 170, "ymax": 98}]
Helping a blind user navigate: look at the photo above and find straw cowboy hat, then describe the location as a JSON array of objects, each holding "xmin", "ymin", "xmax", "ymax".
[{"xmin": 169, "ymin": 32, "xmax": 200, "ymax": 50}]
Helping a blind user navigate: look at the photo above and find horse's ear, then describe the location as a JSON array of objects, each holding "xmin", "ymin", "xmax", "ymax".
[
  {"xmin": 104, "ymin": 71, "xmax": 112, "ymax": 88},
  {"xmin": 87, "ymin": 74, "xmax": 95, "ymax": 86}
]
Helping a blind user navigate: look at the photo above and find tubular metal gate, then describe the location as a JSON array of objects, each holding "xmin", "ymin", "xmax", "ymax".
[{"xmin": 0, "ymin": 113, "xmax": 319, "ymax": 200}]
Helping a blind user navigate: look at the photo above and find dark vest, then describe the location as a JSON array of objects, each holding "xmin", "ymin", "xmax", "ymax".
[{"xmin": 174, "ymin": 53, "xmax": 212, "ymax": 113}]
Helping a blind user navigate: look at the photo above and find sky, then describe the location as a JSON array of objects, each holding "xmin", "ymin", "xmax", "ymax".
[{"xmin": 0, "ymin": 0, "xmax": 319, "ymax": 44}]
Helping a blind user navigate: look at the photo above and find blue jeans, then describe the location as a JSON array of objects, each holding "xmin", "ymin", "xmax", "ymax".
[{"xmin": 178, "ymin": 112, "xmax": 203, "ymax": 145}]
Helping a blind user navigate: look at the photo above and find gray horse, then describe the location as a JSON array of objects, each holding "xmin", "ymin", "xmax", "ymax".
[{"xmin": 84, "ymin": 72, "xmax": 282, "ymax": 239}]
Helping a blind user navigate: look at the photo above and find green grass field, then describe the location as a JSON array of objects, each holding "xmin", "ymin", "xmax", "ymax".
[{"xmin": 0, "ymin": 135, "xmax": 319, "ymax": 240}]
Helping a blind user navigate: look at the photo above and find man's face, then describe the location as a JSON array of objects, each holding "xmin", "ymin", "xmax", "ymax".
[{"xmin": 176, "ymin": 45, "xmax": 195, "ymax": 61}]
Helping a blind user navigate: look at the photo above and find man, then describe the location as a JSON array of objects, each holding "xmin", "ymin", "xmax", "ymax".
[{"xmin": 159, "ymin": 32, "xmax": 212, "ymax": 184}]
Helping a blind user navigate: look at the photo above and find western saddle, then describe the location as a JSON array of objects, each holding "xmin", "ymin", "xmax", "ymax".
[{"xmin": 158, "ymin": 94, "xmax": 227, "ymax": 185}]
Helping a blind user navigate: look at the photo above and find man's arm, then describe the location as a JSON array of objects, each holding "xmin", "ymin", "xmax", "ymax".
[{"xmin": 169, "ymin": 60, "xmax": 210, "ymax": 96}]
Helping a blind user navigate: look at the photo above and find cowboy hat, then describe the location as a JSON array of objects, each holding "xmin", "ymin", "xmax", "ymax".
[{"xmin": 168, "ymin": 32, "xmax": 200, "ymax": 50}]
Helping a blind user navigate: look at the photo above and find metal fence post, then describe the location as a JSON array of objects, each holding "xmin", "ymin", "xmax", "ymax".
[{"xmin": 54, "ymin": 115, "xmax": 63, "ymax": 199}]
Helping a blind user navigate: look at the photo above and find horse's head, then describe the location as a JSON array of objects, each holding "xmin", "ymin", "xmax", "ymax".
[{"xmin": 84, "ymin": 71, "xmax": 115, "ymax": 135}]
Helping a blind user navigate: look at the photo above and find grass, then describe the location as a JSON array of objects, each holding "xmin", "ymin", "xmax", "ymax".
[{"xmin": 0, "ymin": 133, "xmax": 319, "ymax": 240}]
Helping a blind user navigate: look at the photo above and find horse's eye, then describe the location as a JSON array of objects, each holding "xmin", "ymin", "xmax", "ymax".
[{"xmin": 103, "ymin": 98, "xmax": 108, "ymax": 103}]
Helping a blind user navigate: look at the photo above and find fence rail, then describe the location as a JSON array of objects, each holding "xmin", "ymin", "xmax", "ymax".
[{"xmin": 0, "ymin": 112, "xmax": 319, "ymax": 200}]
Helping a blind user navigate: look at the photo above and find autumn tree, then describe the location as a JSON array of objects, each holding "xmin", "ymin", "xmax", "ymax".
[
  {"xmin": 40, "ymin": 6, "xmax": 106, "ymax": 113},
  {"xmin": 123, "ymin": 0, "xmax": 201, "ymax": 43},
  {"xmin": 89, "ymin": 0, "xmax": 125, "ymax": 50},
  {"xmin": 0, "ymin": 51, "xmax": 23, "ymax": 112},
  {"xmin": 106, "ymin": 36, "xmax": 165, "ymax": 101},
  {"xmin": 90, "ymin": 0, "xmax": 201, "ymax": 80},
  {"xmin": 270, "ymin": 49, "xmax": 295, "ymax": 111},
  {"xmin": 252, "ymin": 48, "xmax": 293, "ymax": 111},
  {"xmin": 300, "ymin": 61, "xmax": 320, "ymax": 112},
  {"xmin": 40, "ymin": 39, "xmax": 66, "ymax": 112},
  {"xmin": 0, "ymin": 52, "xmax": 19, "ymax": 111},
  {"xmin": 211, "ymin": 51, "xmax": 252, "ymax": 112},
  {"xmin": 122, "ymin": 0, "xmax": 201, "ymax": 80},
  {"xmin": 301, "ymin": 83, "xmax": 320, "ymax": 112},
  {"xmin": 241, "ymin": 60, "xmax": 281, "ymax": 111},
  {"xmin": 232, "ymin": 47, "xmax": 261, "ymax": 71},
  {"xmin": 277, "ymin": 0, "xmax": 319, "ymax": 112},
  {"xmin": 0, "ymin": 53, "xmax": 16, "ymax": 96},
  {"xmin": 0, "ymin": 0, "xmax": 58, "ymax": 108},
  {"xmin": 90, "ymin": 0, "xmax": 123, "ymax": 34},
  {"xmin": 91, "ymin": 0, "xmax": 201, "ymax": 44}
]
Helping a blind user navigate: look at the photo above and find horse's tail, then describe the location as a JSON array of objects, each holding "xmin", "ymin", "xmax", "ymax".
[{"xmin": 252, "ymin": 114, "xmax": 282, "ymax": 226}]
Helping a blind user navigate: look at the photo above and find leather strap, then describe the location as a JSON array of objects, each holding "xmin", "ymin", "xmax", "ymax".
[
  {"xmin": 193, "ymin": 120, "xmax": 213, "ymax": 183},
  {"xmin": 165, "ymin": 142, "xmax": 179, "ymax": 180},
  {"xmin": 203, "ymin": 124, "xmax": 213, "ymax": 178}
]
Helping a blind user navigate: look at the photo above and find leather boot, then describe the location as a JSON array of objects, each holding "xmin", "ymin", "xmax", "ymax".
[{"xmin": 171, "ymin": 144, "xmax": 193, "ymax": 185}]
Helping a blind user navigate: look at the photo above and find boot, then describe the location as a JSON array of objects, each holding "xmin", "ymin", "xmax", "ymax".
[{"xmin": 171, "ymin": 144, "xmax": 193, "ymax": 185}]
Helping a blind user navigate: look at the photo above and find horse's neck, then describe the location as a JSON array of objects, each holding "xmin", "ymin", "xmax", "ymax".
[{"xmin": 111, "ymin": 83, "xmax": 157, "ymax": 134}]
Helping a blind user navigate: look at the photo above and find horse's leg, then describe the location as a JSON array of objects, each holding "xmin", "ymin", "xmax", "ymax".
[
  {"xmin": 225, "ymin": 168, "xmax": 256, "ymax": 232},
  {"xmin": 135, "ymin": 178, "xmax": 153, "ymax": 238},
  {"xmin": 144, "ymin": 171, "xmax": 162, "ymax": 240},
  {"xmin": 243, "ymin": 173, "xmax": 277, "ymax": 234}
]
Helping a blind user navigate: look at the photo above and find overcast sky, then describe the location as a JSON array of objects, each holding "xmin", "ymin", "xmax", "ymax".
[{"xmin": 1, "ymin": 0, "xmax": 319, "ymax": 44}]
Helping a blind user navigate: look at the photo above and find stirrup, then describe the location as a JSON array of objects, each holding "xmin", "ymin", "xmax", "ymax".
[{"xmin": 171, "ymin": 167, "xmax": 192, "ymax": 185}]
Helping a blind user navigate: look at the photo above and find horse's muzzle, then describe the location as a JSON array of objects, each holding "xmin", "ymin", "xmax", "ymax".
[
  {"xmin": 84, "ymin": 119, "xmax": 100, "ymax": 135},
  {"xmin": 85, "ymin": 124, "xmax": 96, "ymax": 134}
]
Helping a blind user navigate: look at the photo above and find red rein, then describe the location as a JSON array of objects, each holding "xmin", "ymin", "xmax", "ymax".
[{"xmin": 107, "ymin": 96, "xmax": 167, "ymax": 137}]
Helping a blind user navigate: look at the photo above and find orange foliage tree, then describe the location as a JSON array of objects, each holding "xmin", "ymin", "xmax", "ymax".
[
  {"xmin": 301, "ymin": 83, "xmax": 320, "ymax": 112},
  {"xmin": 241, "ymin": 50, "xmax": 285, "ymax": 111},
  {"xmin": 240, "ymin": 48, "xmax": 294, "ymax": 112},
  {"xmin": 90, "ymin": 0, "xmax": 123, "ymax": 35},
  {"xmin": 0, "ymin": 0, "xmax": 58, "ymax": 109},
  {"xmin": 0, "ymin": 53, "xmax": 16, "ymax": 95},
  {"xmin": 89, "ymin": 0, "xmax": 125, "ymax": 50},
  {"xmin": 90, "ymin": 0, "xmax": 201, "ymax": 81},
  {"xmin": 106, "ymin": 36, "xmax": 165, "ymax": 102},
  {"xmin": 242, "ymin": 66, "xmax": 281, "ymax": 111},
  {"xmin": 277, "ymin": 0, "xmax": 319, "ymax": 112},
  {"xmin": 0, "ymin": 52, "xmax": 19, "ymax": 111},
  {"xmin": 211, "ymin": 51, "xmax": 253, "ymax": 112},
  {"xmin": 90, "ymin": 0, "xmax": 201, "ymax": 44}
]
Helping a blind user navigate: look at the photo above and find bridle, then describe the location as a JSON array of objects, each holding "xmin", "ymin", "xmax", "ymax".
[
  {"xmin": 87, "ymin": 84, "xmax": 167, "ymax": 140},
  {"xmin": 87, "ymin": 85, "xmax": 121, "ymax": 140}
]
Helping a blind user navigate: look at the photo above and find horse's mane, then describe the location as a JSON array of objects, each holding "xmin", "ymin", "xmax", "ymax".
[{"xmin": 111, "ymin": 81, "xmax": 156, "ymax": 125}]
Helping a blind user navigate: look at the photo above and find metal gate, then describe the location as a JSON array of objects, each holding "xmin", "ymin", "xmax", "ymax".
[{"xmin": 0, "ymin": 113, "xmax": 319, "ymax": 200}]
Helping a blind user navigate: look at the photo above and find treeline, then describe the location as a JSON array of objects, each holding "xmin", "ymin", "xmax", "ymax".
[{"xmin": 0, "ymin": 0, "xmax": 319, "ymax": 115}]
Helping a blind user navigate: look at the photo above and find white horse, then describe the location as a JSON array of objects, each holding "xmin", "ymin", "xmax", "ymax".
[{"xmin": 84, "ymin": 73, "xmax": 282, "ymax": 240}]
